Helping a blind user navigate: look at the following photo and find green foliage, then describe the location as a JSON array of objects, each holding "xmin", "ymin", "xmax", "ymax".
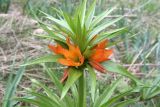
[
  {"xmin": 2, "ymin": 0, "xmax": 159, "ymax": 107},
  {"xmin": 2, "ymin": 60, "xmax": 26, "ymax": 107},
  {"xmin": 0, "ymin": 0, "xmax": 10, "ymax": 13},
  {"xmin": 21, "ymin": 54, "xmax": 62, "ymax": 66},
  {"xmin": 15, "ymin": 64, "xmax": 141, "ymax": 107},
  {"xmin": 61, "ymin": 68, "xmax": 83, "ymax": 99}
]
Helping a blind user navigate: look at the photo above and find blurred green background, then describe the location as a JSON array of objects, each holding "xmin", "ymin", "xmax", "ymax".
[{"xmin": 0, "ymin": 0, "xmax": 160, "ymax": 106}]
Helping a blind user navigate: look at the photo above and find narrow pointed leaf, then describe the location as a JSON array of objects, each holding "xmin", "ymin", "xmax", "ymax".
[
  {"xmin": 112, "ymin": 98, "xmax": 138, "ymax": 107},
  {"xmin": 80, "ymin": 0, "xmax": 87, "ymax": 27},
  {"xmin": 3, "ymin": 60, "xmax": 26, "ymax": 107},
  {"xmin": 101, "ymin": 89, "xmax": 134, "ymax": 107},
  {"xmin": 91, "ymin": 6, "xmax": 117, "ymax": 28},
  {"xmin": 87, "ymin": 65, "xmax": 96, "ymax": 102},
  {"xmin": 31, "ymin": 79, "xmax": 60, "ymax": 105},
  {"xmin": 15, "ymin": 98, "xmax": 48, "ymax": 107},
  {"xmin": 85, "ymin": 0, "xmax": 96, "ymax": 29},
  {"xmin": 39, "ymin": 23, "xmax": 66, "ymax": 42},
  {"xmin": 61, "ymin": 68, "xmax": 82, "ymax": 99},
  {"xmin": 70, "ymin": 84, "xmax": 79, "ymax": 107},
  {"xmin": 21, "ymin": 54, "xmax": 62, "ymax": 66},
  {"xmin": 29, "ymin": 92, "xmax": 60, "ymax": 107},
  {"xmin": 44, "ymin": 66, "xmax": 63, "ymax": 92},
  {"xmin": 102, "ymin": 61, "xmax": 142, "ymax": 85},
  {"xmin": 92, "ymin": 27, "xmax": 127, "ymax": 46},
  {"xmin": 40, "ymin": 11, "xmax": 73, "ymax": 33},
  {"xmin": 88, "ymin": 17, "xmax": 123, "ymax": 41},
  {"xmin": 94, "ymin": 78, "xmax": 122, "ymax": 107}
]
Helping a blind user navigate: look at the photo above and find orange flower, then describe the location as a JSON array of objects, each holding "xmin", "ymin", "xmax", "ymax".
[
  {"xmin": 48, "ymin": 37, "xmax": 84, "ymax": 67},
  {"xmin": 48, "ymin": 38, "xmax": 84, "ymax": 82},
  {"xmin": 89, "ymin": 39, "xmax": 113, "ymax": 73}
]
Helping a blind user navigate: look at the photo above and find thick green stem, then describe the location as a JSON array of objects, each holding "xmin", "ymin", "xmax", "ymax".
[{"xmin": 78, "ymin": 72, "xmax": 86, "ymax": 107}]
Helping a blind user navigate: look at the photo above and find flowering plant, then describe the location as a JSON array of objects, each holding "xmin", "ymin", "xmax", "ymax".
[{"xmin": 16, "ymin": 0, "xmax": 143, "ymax": 107}]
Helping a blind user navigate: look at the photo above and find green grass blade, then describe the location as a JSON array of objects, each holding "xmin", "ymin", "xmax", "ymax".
[
  {"xmin": 101, "ymin": 89, "xmax": 134, "ymax": 107},
  {"xmin": 2, "ymin": 60, "xmax": 26, "ymax": 107},
  {"xmin": 94, "ymin": 78, "xmax": 122, "ymax": 107},
  {"xmin": 112, "ymin": 98, "xmax": 138, "ymax": 107}
]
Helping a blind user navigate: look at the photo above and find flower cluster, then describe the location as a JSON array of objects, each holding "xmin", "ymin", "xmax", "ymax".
[{"xmin": 48, "ymin": 37, "xmax": 112, "ymax": 82}]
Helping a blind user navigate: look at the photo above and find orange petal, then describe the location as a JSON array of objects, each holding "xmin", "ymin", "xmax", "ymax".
[
  {"xmin": 66, "ymin": 37, "xmax": 82, "ymax": 58},
  {"xmin": 66, "ymin": 37, "xmax": 74, "ymax": 50},
  {"xmin": 89, "ymin": 61, "xmax": 106, "ymax": 73},
  {"xmin": 58, "ymin": 58, "xmax": 82, "ymax": 66},
  {"xmin": 90, "ymin": 49, "xmax": 113, "ymax": 63},
  {"xmin": 48, "ymin": 37, "xmax": 84, "ymax": 67},
  {"xmin": 95, "ymin": 39, "xmax": 108, "ymax": 49},
  {"xmin": 48, "ymin": 44, "xmax": 68, "ymax": 54},
  {"xmin": 60, "ymin": 68, "xmax": 69, "ymax": 83}
]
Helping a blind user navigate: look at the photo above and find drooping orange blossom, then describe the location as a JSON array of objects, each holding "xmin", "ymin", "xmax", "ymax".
[
  {"xmin": 48, "ymin": 37, "xmax": 112, "ymax": 82},
  {"xmin": 89, "ymin": 39, "xmax": 113, "ymax": 73}
]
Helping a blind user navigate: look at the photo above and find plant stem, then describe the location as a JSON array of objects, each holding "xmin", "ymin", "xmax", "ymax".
[{"xmin": 78, "ymin": 72, "xmax": 86, "ymax": 107}]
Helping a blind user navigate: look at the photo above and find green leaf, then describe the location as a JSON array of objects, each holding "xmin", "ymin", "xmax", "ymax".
[
  {"xmin": 15, "ymin": 91, "xmax": 60, "ymax": 107},
  {"xmin": 102, "ymin": 61, "xmax": 142, "ymax": 85},
  {"xmin": 88, "ymin": 17, "xmax": 123, "ymax": 41},
  {"xmin": 143, "ymin": 78, "xmax": 160, "ymax": 99},
  {"xmin": 61, "ymin": 68, "xmax": 82, "ymax": 99},
  {"xmin": 70, "ymin": 84, "xmax": 79, "ymax": 107},
  {"xmin": 31, "ymin": 79, "xmax": 61, "ymax": 105},
  {"xmin": 101, "ymin": 88, "xmax": 134, "ymax": 107},
  {"xmin": 92, "ymin": 27, "xmax": 127, "ymax": 46},
  {"xmin": 29, "ymin": 91, "xmax": 60, "ymax": 107},
  {"xmin": 2, "ymin": 60, "xmax": 26, "ymax": 107},
  {"xmin": 51, "ymin": 7, "xmax": 63, "ymax": 16},
  {"xmin": 94, "ymin": 78, "xmax": 122, "ymax": 107},
  {"xmin": 91, "ymin": 6, "xmax": 117, "ymax": 28},
  {"xmin": 85, "ymin": 0, "xmax": 96, "ymax": 29},
  {"xmin": 79, "ymin": 0, "xmax": 87, "ymax": 27},
  {"xmin": 40, "ymin": 11, "xmax": 73, "ymax": 33},
  {"xmin": 112, "ymin": 98, "xmax": 138, "ymax": 107},
  {"xmin": 107, "ymin": 33, "xmax": 138, "ymax": 47},
  {"xmin": 34, "ymin": 34, "xmax": 65, "ymax": 43},
  {"xmin": 64, "ymin": 95, "xmax": 75, "ymax": 107},
  {"xmin": 62, "ymin": 12, "xmax": 76, "ymax": 35},
  {"xmin": 39, "ymin": 23, "xmax": 66, "ymax": 43},
  {"xmin": 44, "ymin": 65, "xmax": 63, "ymax": 92},
  {"xmin": 148, "ymin": 88, "xmax": 160, "ymax": 99},
  {"xmin": 15, "ymin": 98, "xmax": 47, "ymax": 107},
  {"xmin": 87, "ymin": 65, "xmax": 96, "ymax": 102},
  {"xmin": 21, "ymin": 54, "xmax": 62, "ymax": 66}
]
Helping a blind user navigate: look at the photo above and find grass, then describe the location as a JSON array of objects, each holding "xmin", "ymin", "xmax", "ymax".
[{"xmin": 0, "ymin": 0, "xmax": 160, "ymax": 106}]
